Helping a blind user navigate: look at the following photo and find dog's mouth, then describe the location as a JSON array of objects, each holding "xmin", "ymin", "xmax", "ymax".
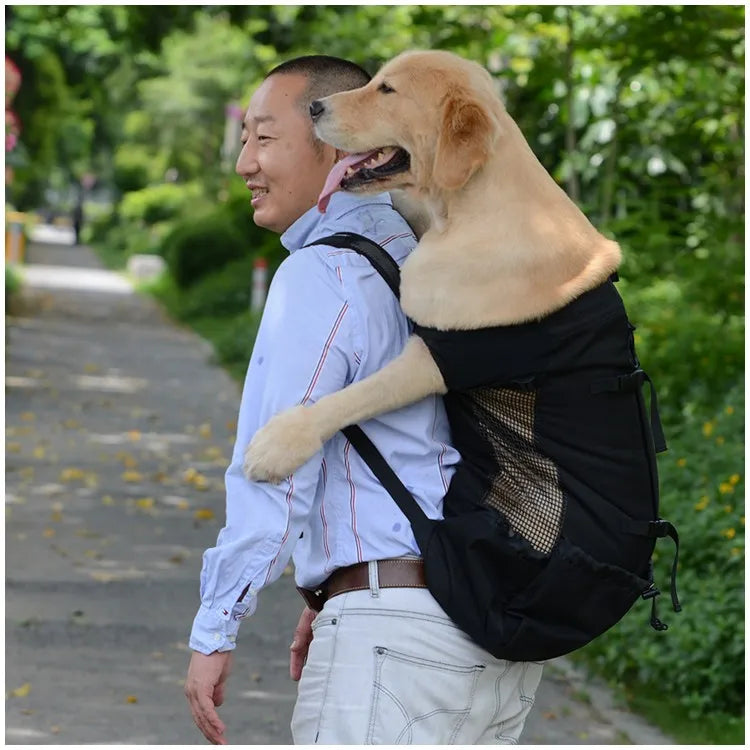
[{"xmin": 318, "ymin": 146, "xmax": 411, "ymax": 212}]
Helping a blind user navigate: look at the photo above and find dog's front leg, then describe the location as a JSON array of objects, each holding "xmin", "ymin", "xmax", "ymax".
[{"xmin": 244, "ymin": 336, "xmax": 446, "ymax": 483}]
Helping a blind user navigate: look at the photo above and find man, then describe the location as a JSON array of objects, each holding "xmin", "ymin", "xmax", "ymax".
[{"xmin": 184, "ymin": 55, "xmax": 543, "ymax": 745}]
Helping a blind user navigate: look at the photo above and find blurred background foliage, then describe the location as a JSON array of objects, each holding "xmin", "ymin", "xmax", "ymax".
[{"xmin": 5, "ymin": 5, "xmax": 744, "ymax": 740}]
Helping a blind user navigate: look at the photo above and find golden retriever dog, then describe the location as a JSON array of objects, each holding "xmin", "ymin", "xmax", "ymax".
[{"xmin": 243, "ymin": 49, "xmax": 621, "ymax": 484}]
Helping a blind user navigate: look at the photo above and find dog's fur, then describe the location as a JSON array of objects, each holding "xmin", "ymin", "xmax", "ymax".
[{"xmin": 244, "ymin": 50, "xmax": 622, "ymax": 482}]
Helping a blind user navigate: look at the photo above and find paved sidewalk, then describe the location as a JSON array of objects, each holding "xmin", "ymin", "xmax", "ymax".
[{"xmin": 5, "ymin": 238, "xmax": 674, "ymax": 745}]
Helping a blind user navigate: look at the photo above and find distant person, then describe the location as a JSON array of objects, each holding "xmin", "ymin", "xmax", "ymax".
[
  {"xmin": 72, "ymin": 195, "xmax": 84, "ymax": 245},
  {"xmin": 183, "ymin": 55, "xmax": 543, "ymax": 745}
]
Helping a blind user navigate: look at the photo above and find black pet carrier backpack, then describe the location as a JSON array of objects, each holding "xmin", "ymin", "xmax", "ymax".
[{"xmin": 306, "ymin": 231, "xmax": 681, "ymax": 662}]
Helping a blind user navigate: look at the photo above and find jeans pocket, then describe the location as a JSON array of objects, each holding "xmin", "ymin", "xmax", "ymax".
[
  {"xmin": 310, "ymin": 613, "xmax": 339, "ymax": 633},
  {"xmin": 366, "ymin": 646, "xmax": 485, "ymax": 744}
]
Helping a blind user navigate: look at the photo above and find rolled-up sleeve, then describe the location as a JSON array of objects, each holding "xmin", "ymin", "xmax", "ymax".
[{"xmin": 189, "ymin": 248, "xmax": 354, "ymax": 653}]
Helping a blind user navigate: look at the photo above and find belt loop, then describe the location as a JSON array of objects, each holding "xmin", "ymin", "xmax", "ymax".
[{"xmin": 368, "ymin": 560, "xmax": 380, "ymax": 599}]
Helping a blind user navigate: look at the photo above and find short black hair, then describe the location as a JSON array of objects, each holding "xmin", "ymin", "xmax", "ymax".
[{"xmin": 265, "ymin": 55, "xmax": 371, "ymax": 116}]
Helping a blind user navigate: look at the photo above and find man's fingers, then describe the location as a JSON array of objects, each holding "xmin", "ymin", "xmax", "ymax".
[
  {"xmin": 187, "ymin": 688, "xmax": 227, "ymax": 745},
  {"xmin": 213, "ymin": 682, "xmax": 225, "ymax": 707},
  {"xmin": 289, "ymin": 606, "xmax": 317, "ymax": 681}
]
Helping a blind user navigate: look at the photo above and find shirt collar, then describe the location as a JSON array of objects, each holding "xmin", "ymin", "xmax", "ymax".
[{"xmin": 280, "ymin": 191, "xmax": 393, "ymax": 254}]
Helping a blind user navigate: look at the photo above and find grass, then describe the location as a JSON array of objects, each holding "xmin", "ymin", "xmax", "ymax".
[{"xmin": 624, "ymin": 681, "xmax": 744, "ymax": 745}]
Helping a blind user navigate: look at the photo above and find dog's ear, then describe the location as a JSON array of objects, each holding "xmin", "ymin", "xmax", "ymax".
[{"xmin": 432, "ymin": 92, "xmax": 496, "ymax": 191}]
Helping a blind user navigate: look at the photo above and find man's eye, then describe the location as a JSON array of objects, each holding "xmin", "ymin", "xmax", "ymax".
[{"xmin": 257, "ymin": 135, "xmax": 271, "ymax": 142}]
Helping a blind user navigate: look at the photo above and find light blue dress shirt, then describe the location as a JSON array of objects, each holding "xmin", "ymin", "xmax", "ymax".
[{"xmin": 189, "ymin": 191, "xmax": 460, "ymax": 654}]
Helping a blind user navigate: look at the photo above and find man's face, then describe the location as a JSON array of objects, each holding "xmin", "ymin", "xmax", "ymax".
[{"xmin": 236, "ymin": 73, "xmax": 339, "ymax": 234}]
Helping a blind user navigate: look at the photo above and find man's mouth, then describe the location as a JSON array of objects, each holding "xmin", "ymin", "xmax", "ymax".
[
  {"xmin": 249, "ymin": 186, "xmax": 269, "ymax": 204},
  {"xmin": 318, "ymin": 147, "xmax": 411, "ymax": 212}
]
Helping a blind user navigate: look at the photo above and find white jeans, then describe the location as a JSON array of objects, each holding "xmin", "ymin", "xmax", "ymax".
[{"xmin": 291, "ymin": 565, "xmax": 544, "ymax": 745}]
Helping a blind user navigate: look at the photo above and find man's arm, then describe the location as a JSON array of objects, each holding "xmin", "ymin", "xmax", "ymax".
[{"xmin": 189, "ymin": 248, "xmax": 355, "ymax": 653}]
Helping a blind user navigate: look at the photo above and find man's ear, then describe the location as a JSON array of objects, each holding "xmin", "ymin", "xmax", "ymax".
[{"xmin": 432, "ymin": 92, "xmax": 496, "ymax": 191}]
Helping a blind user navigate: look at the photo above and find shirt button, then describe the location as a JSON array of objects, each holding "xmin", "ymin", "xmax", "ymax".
[{"xmin": 214, "ymin": 633, "xmax": 221, "ymax": 642}]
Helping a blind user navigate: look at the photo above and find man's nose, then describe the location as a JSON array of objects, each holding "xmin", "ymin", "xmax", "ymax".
[
  {"xmin": 235, "ymin": 142, "xmax": 258, "ymax": 177},
  {"xmin": 309, "ymin": 100, "xmax": 325, "ymax": 121}
]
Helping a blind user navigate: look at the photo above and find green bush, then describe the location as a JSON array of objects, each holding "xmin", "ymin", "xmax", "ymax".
[
  {"xmin": 177, "ymin": 255, "xmax": 257, "ymax": 320},
  {"xmin": 162, "ymin": 210, "xmax": 246, "ymax": 289},
  {"xmin": 120, "ymin": 182, "xmax": 204, "ymax": 226},
  {"xmin": 579, "ymin": 379, "xmax": 744, "ymax": 718},
  {"xmin": 162, "ymin": 199, "xmax": 278, "ymax": 289},
  {"xmin": 113, "ymin": 144, "xmax": 165, "ymax": 194},
  {"xmin": 5, "ymin": 265, "xmax": 22, "ymax": 312}
]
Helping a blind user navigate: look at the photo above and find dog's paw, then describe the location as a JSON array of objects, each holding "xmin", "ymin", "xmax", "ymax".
[{"xmin": 243, "ymin": 405, "xmax": 323, "ymax": 483}]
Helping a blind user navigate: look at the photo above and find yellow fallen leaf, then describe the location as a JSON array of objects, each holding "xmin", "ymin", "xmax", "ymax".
[
  {"xmin": 135, "ymin": 497, "xmax": 155, "ymax": 510},
  {"xmin": 204, "ymin": 446, "xmax": 223, "ymax": 459},
  {"xmin": 84, "ymin": 549, "xmax": 102, "ymax": 559},
  {"xmin": 121, "ymin": 470, "xmax": 143, "ymax": 482},
  {"xmin": 198, "ymin": 423, "xmax": 212, "ymax": 439},
  {"xmin": 6, "ymin": 442, "xmax": 21, "ymax": 453},
  {"xmin": 194, "ymin": 508, "xmax": 215, "ymax": 521},
  {"xmin": 50, "ymin": 511, "xmax": 63, "ymax": 523},
  {"xmin": 33, "ymin": 446, "xmax": 46, "ymax": 459},
  {"xmin": 20, "ymin": 412, "xmax": 35, "ymax": 422},
  {"xmin": 60, "ymin": 468, "xmax": 85, "ymax": 482},
  {"xmin": 42, "ymin": 528, "xmax": 56, "ymax": 538},
  {"xmin": 84, "ymin": 473, "xmax": 99, "ymax": 489},
  {"xmin": 8, "ymin": 682, "xmax": 32, "ymax": 698},
  {"xmin": 177, "ymin": 499, "xmax": 190, "ymax": 511},
  {"xmin": 193, "ymin": 475, "xmax": 209, "ymax": 491},
  {"xmin": 20, "ymin": 467, "xmax": 34, "ymax": 480},
  {"xmin": 62, "ymin": 419, "xmax": 80, "ymax": 429},
  {"xmin": 183, "ymin": 467, "xmax": 198, "ymax": 482},
  {"xmin": 83, "ymin": 363, "xmax": 101, "ymax": 373},
  {"xmin": 226, "ymin": 419, "xmax": 237, "ymax": 432},
  {"xmin": 126, "ymin": 695, "xmax": 138, "ymax": 704},
  {"xmin": 101, "ymin": 495, "xmax": 115, "ymax": 506},
  {"xmin": 89, "ymin": 571, "xmax": 117, "ymax": 583},
  {"xmin": 123, "ymin": 455, "xmax": 138, "ymax": 469},
  {"xmin": 127, "ymin": 430, "xmax": 141, "ymax": 442}
]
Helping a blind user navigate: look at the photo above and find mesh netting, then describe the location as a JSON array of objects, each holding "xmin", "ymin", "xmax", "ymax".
[{"xmin": 471, "ymin": 387, "xmax": 563, "ymax": 554}]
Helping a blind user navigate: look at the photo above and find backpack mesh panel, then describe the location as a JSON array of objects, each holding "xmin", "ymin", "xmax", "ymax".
[{"xmin": 471, "ymin": 387, "xmax": 564, "ymax": 554}]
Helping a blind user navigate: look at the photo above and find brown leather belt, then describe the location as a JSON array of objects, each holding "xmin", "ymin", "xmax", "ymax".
[{"xmin": 297, "ymin": 558, "xmax": 427, "ymax": 612}]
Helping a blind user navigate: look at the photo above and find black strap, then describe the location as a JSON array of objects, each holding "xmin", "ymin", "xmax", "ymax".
[
  {"xmin": 591, "ymin": 368, "xmax": 667, "ymax": 453},
  {"xmin": 304, "ymin": 232, "xmax": 402, "ymax": 300},
  {"xmin": 626, "ymin": 518, "xmax": 682, "ymax": 619},
  {"xmin": 342, "ymin": 424, "xmax": 433, "ymax": 544},
  {"xmin": 305, "ymin": 234, "xmax": 429, "ymax": 539}
]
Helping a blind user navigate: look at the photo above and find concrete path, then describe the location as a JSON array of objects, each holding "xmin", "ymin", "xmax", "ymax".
[{"xmin": 5, "ymin": 236, "xmax": 674, "ymax": 745}]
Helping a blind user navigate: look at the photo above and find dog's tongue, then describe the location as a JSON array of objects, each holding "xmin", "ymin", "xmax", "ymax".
[{"xmin": 317, "ymin": 150, "xmax": 378, "ymax": 212}]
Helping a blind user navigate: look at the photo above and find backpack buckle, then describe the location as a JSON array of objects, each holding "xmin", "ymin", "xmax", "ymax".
[{"xmin": 641, "ymin": 583, "xmax": 661, "ymax": 601}]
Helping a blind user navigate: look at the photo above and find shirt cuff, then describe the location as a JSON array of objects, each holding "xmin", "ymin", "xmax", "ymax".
[{"xmin": 189, "ymin": 603, "xmax": 247, "ymax": 654}]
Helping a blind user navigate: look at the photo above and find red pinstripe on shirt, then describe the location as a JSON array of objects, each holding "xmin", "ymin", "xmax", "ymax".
[
  {"xmin": 301, "ymin": 302, "xmax": 348, "ymax": 405},
  {"xmin": 344, "ymin": 439, "xmax": 363, "ymax": 561},
  {"xmin": 263, "ymin": 474, "xmax": 295, "ymax": 585}
]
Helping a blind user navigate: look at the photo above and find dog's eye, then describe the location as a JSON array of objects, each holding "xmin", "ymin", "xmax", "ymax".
[{"xmin": 378, "ymin": 82, "xmax": 396, "ymax": 94}]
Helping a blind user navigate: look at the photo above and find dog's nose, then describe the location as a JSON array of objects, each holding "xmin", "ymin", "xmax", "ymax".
[{"xmin": 309, "ymin": 100, "xmax": 325, "ymax": 121}]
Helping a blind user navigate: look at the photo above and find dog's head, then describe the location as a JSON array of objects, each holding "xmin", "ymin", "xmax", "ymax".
[{"xmin": 314, "ymin": 50, "xmax": 504, "ymax": 209}]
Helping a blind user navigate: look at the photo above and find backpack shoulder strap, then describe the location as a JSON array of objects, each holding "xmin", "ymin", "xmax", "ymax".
[
  {"xmin": 304, "ymin": 231, "xmax": 401, "ymax": 300},
  {"xmin": 304, "ymin": 232, "xmax": 430, "ymax": 538},
  {"xmin": 342, "ymin": 424, "xmax": 433, "ymax": 544}
]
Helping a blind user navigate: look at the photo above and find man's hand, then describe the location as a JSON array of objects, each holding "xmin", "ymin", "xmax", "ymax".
[
  {"xmin": 289, "ymin": 606, "xmax": 317, "ymax": 681},
  {"xmin": 185, "ymin": 650, "xmax": 233, "ymax": 745}
]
